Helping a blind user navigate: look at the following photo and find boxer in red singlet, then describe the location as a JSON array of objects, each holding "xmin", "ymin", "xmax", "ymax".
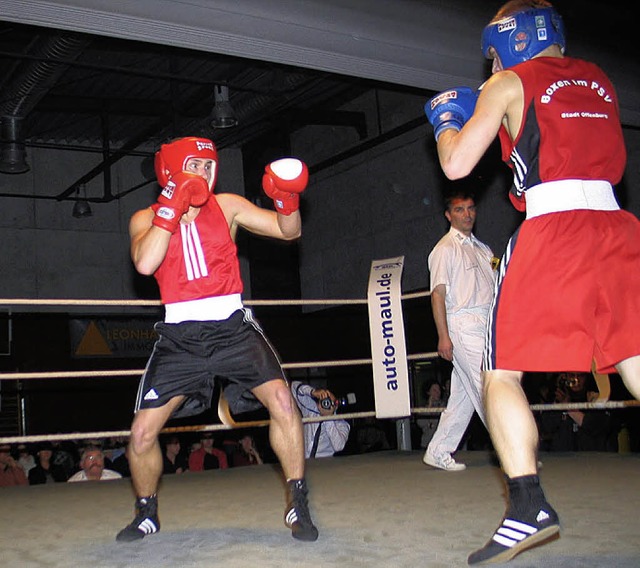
[
  {"xmin": 116, "ymin": 137, "xmax": 318, "ymax": 544},
  {"xmin": 424, "ymin": 1, "xmax": 640, "ymax": 564}
]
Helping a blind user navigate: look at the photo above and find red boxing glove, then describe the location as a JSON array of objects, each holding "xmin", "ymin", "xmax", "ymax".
[
  {"xmin": 262, "ymin": 158, "xmax": 308, "ymax": 215},
  {"xmin": 152, "ymin": 172, "xmax": 210, "ymax": 233}
]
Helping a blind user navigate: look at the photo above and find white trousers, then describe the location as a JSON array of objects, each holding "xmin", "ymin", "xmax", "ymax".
[{"xmin": 427, "ymin": 309, "xmax": 488, "ymax": 458}]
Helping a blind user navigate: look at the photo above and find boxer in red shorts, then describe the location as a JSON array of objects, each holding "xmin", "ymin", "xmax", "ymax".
[{"xmin": 424, "ymin": 1, "xmax": 640, "ymax": 564}]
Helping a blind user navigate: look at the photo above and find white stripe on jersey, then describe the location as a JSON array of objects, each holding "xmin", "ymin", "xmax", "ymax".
[
  {"xmin": 180, "ymin": 222, "xmax": 208, "ymax": 281},
  {"xmin": 510, "ymin": 148, "xmax": 527, "ymax": 197}
]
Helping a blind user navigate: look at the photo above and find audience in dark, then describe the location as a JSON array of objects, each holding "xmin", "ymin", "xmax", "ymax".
[
  {"xmin": 3, "ymin": 394, "xmax": 639, "ymax": 492},
  {"xmin": 537, "ymin": 372, "xmax": 616, "ymax": 452}
]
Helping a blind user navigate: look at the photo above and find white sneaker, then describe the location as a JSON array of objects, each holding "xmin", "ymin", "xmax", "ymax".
[{"xmin": 423, "ymin": 451, "xmax": 466, "ymax": 471}]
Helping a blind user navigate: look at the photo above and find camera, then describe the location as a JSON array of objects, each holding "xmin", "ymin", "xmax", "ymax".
[
  {"xmin": 558, "ymin": 373, "xmax": 580, "ymax": 390},
  {"xmin": 319, "ymin": 398, "xmax": 334, "ymax": 410},
  {"xmin": 319, "ymin": 393, "xmax": 357, "ymax": 410}
]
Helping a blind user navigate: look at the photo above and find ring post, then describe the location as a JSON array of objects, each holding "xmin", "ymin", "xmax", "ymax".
[{"xmin": 367, "ymin": 256, "xmax": 411, "ymax": 450}]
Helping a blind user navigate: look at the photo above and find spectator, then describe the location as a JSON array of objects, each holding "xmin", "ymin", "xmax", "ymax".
[
  {"xmin": 28, "ymin": 442, "xmax": 70, "ymax": 484},
  {"xmin": 103, "ymin": 437, "xmax": 131, "ymax": 478},
  {"xmin": 227, "ymin": 434, "xmax": 264, "ymax": 467},
  {"xmin": 67, "ymin": 445, "xmax": 123, "ymax": 482},
  {"xmin": 16, "ymin": 444, "xmax": 36, "ymax": 476},
  {"xmin": 538, "ymin": 372, "xmax": 614, "ymax": 452},
  {"xmin": 291, "ymin": 381, "xmax": 350, "ymax": 459},
  {"xmin": 104, "ymin": 436, "xmax": 128, "ymax": 466},
  {"xmin": 188, "ymin": 433, "xmax": 228, "ymax": 471},
  {"xmin": 162, "ymin": 435, "xmax": 188, "ymax": 474},
  {"xmin": 51, "ymin": 440, "xmax": 79, "ymax": 481},
  {"xmin": 416, "ymin": 382, "xmax": 446, "ymax": 449},
  {"xmin": 0, "ymin": 443, "xmax": 28, "ymax": 487},
  {"xmin": 110, "ymin": 452, "xmax": 131, "ymax": 478},
  {"xmin": 355, "ymin": 417, "xmax": 391, "ymax": 454}
]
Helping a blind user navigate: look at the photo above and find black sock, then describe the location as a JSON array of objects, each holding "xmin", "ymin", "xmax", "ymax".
[
  {"xmin": 136, "ymin": 494, "xmax": 158, "ymax": 514},
  {"xmin": 506, "ymin": 475, "xmax": 547, "ymax": 517}
]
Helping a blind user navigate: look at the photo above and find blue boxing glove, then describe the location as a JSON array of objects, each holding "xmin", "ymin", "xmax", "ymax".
[{"xmin": 424, "ymin": 87, "xmax": 478, "ymax": 142}]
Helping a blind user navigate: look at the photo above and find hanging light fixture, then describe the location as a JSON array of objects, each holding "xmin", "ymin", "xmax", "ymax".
[
  {"xmin": 72, "ymin": 184, "xmax": 92, "ymax": 218},
  {"xmin": 210, "ymin": 85, "xmax": 238, "ymax": 128}
]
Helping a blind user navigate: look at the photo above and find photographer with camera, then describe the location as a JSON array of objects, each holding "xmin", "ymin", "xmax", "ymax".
[
  {"xmin": 291, "ymin": 381, "xmax": 351, "ymax": 459},
  {"xmin": 538, "ymin": 372, "xmax": 613, "ymax": 452}
]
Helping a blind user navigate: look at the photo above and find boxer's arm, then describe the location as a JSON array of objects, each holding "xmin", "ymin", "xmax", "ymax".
[
  {"xmin": 324, "ymin": 418, "xmax": 350, "ymax": 453},
  {"xmin": 129, "ymin": 208, "xmax": 172, "ymax": 276},
  {"xmin": 216, "ymin": 193, "xmax": 301, "ymax": 241},
  {"xmin": 431, "ymin": 284, "xmax": 453, "ymax": 362},
  {"xmin": 436, "ymin": 71, "xmax": 522, "ymax": 180},
  {"xmin": 218, "ymin": 158, "xmax": 307, "ymax": 240},
  {"xmin": 130, "ymin": 172, "xmax": 211, "ymax": 275}
]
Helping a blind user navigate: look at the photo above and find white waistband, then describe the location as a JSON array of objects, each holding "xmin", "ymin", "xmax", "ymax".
[
  {"xmin": 525, "ymin": 180, "xmax": 619, "ymax": 219},
  {"xmin": 164, "ymin": 294, "xmax": 243, "ymax": 323}
]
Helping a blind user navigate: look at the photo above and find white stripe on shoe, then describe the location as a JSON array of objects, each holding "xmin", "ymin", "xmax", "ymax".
[
  {"xmin": 493, "ymin": 518, "xmax": 538, "ymax": 547},
  {"xmin": 285, "ymin": 508, "xmax": 298, "ymax": 527},
  {"xmin": 489, "ymin": 517, "xmax": 559, "ymax": 560},
  {"xmin": 137, "ymin": 518, "xmax": 158, "ymax": 535}
]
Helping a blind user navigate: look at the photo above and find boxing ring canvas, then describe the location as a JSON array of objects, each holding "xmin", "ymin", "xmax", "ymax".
[{"xmin": 2, "ymin": 450, "xmax": 639, "ymax": 567}]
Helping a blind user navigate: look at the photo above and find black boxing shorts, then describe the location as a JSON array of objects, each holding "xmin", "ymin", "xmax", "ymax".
[{"xmin": 134, "ymin": 308, "xmax": 286, "ymax": 418}]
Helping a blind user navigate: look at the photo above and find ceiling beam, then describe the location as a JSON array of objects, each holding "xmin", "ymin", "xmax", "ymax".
[{"xmin": 2, "ymin": 0, "xmax": 637, "ymax": 127}]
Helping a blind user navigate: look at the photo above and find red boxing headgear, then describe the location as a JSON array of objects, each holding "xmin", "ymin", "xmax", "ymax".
[{"xmin": 154, "ymin": 137, "xmax": 218, "ymax": 190}]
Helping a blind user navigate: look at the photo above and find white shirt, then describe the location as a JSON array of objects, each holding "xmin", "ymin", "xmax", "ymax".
[
  {"xmin": 67, "ymin": 468, "xmax": 122, "ymax": 482},
  {"xmin": 428, "ymin": 228, "xmax": 496, "ymax": 314},
  {"xmin": 291, "ymin": 381, "xmax": 350, "ymax": 459}
]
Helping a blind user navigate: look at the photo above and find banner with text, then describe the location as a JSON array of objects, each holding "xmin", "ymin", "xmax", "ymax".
[
  {"xmin": 70, "ymin": 318, "xmax": 158, "ymax": 358},
  {"xmin": 367, "ymin": 256, "xmax": 410, "ymax": 418}
]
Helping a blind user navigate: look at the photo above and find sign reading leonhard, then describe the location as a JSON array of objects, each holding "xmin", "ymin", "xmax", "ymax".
[
  {"xmin": 70, "ymin": 319, "xmax": 158, "ymax": 358},
  {"xmin": 367, "ymin": 256, "xmax": 410, "ymax": 418}
]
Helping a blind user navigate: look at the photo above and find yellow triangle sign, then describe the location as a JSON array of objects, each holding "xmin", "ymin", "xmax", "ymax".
[{"xmin": 76, "ymin": 321, "xmax": 112, "ymax": 356}]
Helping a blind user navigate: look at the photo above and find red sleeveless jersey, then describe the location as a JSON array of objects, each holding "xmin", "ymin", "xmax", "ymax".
[
  {"xmin": 498, "ymin": 56, "xmax": 626, "ymax": 211},
  {"xmin": 152, "ymin": 196, "xmax": 243, "ymax": 304}
]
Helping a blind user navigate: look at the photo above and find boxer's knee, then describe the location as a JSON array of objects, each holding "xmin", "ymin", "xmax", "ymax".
[
  {"xmin": 128, "ymin": 413, "xmax": 162, "ymax": 456},
  {"xmin": 259, "ymin": 380, "xmax": 298, "ymax": 421}
]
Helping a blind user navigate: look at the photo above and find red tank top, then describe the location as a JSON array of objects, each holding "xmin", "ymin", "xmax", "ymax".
[
  {"xmin": 498, "ymin": 57, "xmax": 626, "ymax": 211},
  {"xmin": 152, "ymin": 196, "xmax": 243, "ymax": 304}
]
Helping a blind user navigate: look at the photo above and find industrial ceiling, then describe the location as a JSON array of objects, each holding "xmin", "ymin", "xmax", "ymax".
[{"xmin": 0, "ymin": 0, "xmax": 637, "ymax": 195}]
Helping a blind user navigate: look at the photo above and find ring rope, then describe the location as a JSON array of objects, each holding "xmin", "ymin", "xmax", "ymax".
[
  {"xmin": 0, "ymin": 292, "xmax": 637, "ymax": 448},
  {"xmin": 0, "ymin": 291, "xmax": 429, "ymax": 308},
  {"xmin": 2, "ymin": 400, "xmax": 638, "ymax": 446},
  {"xmin": 0, "ymin": 352, "xmax": 440, "ymax": 380},
  {"xmin": 0, "ymin": 370, "xmax": 143, "ymax": 380},
  {"xmin": 413, "ymin": 400, "xmax": 640, "ymax": 415}
]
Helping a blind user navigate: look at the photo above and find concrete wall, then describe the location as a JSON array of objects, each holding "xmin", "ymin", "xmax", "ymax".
[
  {"xmin": 0, "ymin": 147, "xmax": 245, "ymax": 312},
  {"xmin": 295, "ymin": 88, "xmax": 512, "ymax": 300}
]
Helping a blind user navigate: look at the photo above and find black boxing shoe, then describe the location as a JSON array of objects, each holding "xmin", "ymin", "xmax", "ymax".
[
  {"xmin": 467, "ymin": 502, "xmax": 560, "ymax": 565},
  {"xmin": 116, "ymin": 495, "xmax": 160, "ymax": 542},
  {"xmin": 285, "ymin": 479, "xmax": 318, "ymax": 542}
]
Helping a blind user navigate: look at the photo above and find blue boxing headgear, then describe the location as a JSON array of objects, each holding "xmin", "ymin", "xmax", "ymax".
[{"xmin": 481, "ymin": 6, "xmax": 565, "ymax": 69}]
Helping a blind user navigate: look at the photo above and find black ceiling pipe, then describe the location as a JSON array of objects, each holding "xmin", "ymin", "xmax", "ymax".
[
  {"xmin": 0, "ymin": 32, "xmax": 90, "ymax": 175},
  {"xmin": 0, "ymin": 116, "xmax": 29, "ymax": 173}
]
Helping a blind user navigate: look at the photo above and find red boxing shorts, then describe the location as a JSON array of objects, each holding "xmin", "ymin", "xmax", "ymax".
[{"xmin": 483, "ymin": 209, "xmax": 640, "ymax": 374}]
